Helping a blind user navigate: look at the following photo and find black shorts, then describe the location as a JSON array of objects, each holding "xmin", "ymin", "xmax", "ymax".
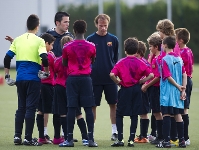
[
  {"xmin": 140, "ymin": 90, "xmax": 151, "ymax": 115},
  {"xmin": 93, "ymin": 84, "xmax": 118, "ymax": 106},
  {"xmin": 116, "ymin": 84, "xmax": 143, "ymax": 116},
  {"xmin": 66, "ymin": 75, "xmax": 95, "ymax": 108},
  {"xmin": 161, "ymin": 106, "xmax": 184, "ymax": 115},
  {"xmin": 148, "ymin": 86, "xmax": 161, "ymax": 113},
  {"xmin": 184, "ymin": 77, "xmax": 192, "ymax": 109},
  {"xmin": 38, "ymin": 83, "xmax": 54, "ymax": 113}
]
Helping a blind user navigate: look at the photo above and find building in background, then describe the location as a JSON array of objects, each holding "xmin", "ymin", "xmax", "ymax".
[{"xmin": 0, "ymin": 0, "xmax": 57, "ymax": 67}]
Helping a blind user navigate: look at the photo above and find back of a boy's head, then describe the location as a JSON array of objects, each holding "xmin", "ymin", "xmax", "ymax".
[
  {"xmin": 73, "ymin": 20, "xmax": 87, "ymax": 34},
  {"xmin": 163, "ymin": 36, "xmax": 176, "ymax": 49},
  {"xmin": 124, "ymin": 37, "xmax": 139, "ymax": 55},
  {"xmin": 156, "ymin": 19, "xmax": 175, "ymax": 36},
  {"xmin": 27, "ymin": 14, "xmax": 39, "ymax": 30},
  {"xmin": 175, "ymin": 28, "xmax": 190, "ymax": 44},
  {"xmin": 60, "ymin": 36, "xmax": 73, "ymax": 48},
  {"xmin": 40, "ymin": 33, "xmax": 55, "ymax": 44},
  {"xmin": 138, "ymin": 41, "xmax": 147, "ymax": 57},
  {"xmin": 147, "ymin": 32, "xmax": 162, "ymax": 51}
]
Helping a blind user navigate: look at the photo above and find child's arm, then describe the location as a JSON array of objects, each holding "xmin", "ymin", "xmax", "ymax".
[
  {"xmin": 180, "ymin": 72, "xmax": 187, "ymax": 100},
  {"xmin": 167, "ymin": 76, "xmax": 185, "ymax": 94},
  {"xmin": 110, "ymin": 73, "xmax": 120, "ymax": 85},
  {"xmin": 141, "ymin": 77, "xmax": 160, "ymax": 92},
  {"xmin": 139, "ymin": 73, "xmax": 154, "ymax": 84}
]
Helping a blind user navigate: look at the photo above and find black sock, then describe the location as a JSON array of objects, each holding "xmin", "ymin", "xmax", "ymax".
[
  {"xmin": 67, "ymin": 108, "xmax": 76, "ymax": 142},
  {"xmin": 182, "ymin": 114, "xmax": 189, "ymax": 140},
  {"xmin": 129, "ymin": 115, "xmax": 138, "ymax": 141},
  {"xmin": 25, "ymin": 117, "xmax": 35, "ymax": 141},
  {"xmin": 84, "ymin": 107, "xmax": 94, "ymax": 141},
  {"xmin": 116, "ymin": 114, "xmax": 123, "ymax": 141},
  {"xmin": 151, "ymin": 114, "xmax": 156, "ymax": 136},
  {"xmin": 15, "ymin": 111, "xmax": 25, "ymax": 138},
  {"xmin": 36, "ymin": 114, "xmax": 44, "ymax": 138},
  {"xmin": 60, "ymin": 116, "xmax": 67, "ymax": 140},
  {"xmin": 53, "ymin": 114, "xmax": 61, "ymax": 139},
  {"xmin": 156, "ymin": 120, "xmax": 163, "ymax": 139},
  {"xmin": 170, "ymin": 117, "xmax": 178, "ymax": 141},
  {"xmin": 141, "ymin": 119, "xmax": 149, "ymax": 138},
  {"xmin": 162, "ymin": 116, "xmax": 171, "ymax": 142},
  {"xmin": 77, "ymin": 118, "xmax": 88, "ymax": 140},
  {"xmin": 176, "ymin": 122, "xmax": 184, "ymax": 142}
]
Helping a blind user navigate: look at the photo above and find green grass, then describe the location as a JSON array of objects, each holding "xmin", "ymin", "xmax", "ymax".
[{"xmin": 0, "ymin": 65, "xmax": 199, "ymax": 150}]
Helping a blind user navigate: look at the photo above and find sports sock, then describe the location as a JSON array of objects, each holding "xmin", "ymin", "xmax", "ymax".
[
  {"xmin": 53, "ymin": 114, "xmax": 61, "ymax": 139},
  {"xmin": 84, "ymin": 107, "xmax": 94, "ymax": 141},
  {"xmin": 151, "ymin": 114, "xmax": 156, "ymax": 136},
  {"xmin": 162, "ymin": 116, "xmax": 171, "ymax": 142},
  {"xmin": 77, "ymin": 118, "xmax": 88, "ymax": 140},
  {"xmin": 170, "ymin": 117, "xmax": 178, "ymax": 141},
  {"xmin": 182, "ymin": 114, "xmax": 189, "ymax": 140},
  {"xmin": 129, "ymin": 115, "xmax": 138, "ymax": 141},
  {"xmin": 116, "ymin": 114, "xmax": 123, "ymax": 141},
  {"xmin": 112, "ymin": 124, "xmax": 117, "ymax": 134},
  {"xmin": 156, "ymin": 120, "xmax": 163, "ymax": 139},
  {"xmin": 36, "ymin": 114, "xmax": 44, "ymax": 138},
  {"xmin": 67, "ymin": 108, "xmax": 76, "ymax": 142},
  {"xmin": 176, "ymin": 121, "xmax": 184, "ymax": 142},
  {"xmin": 44, "ymin": 127, "xmax": 48, "ymax": 136},
  {"xmin": 60, "ymin": 116, "xmax": 67, "ymax": 140},
  {"xmin": 141, "ymin": 119, "xmax": 149, "ymax": 138},
  {"xmin": 25, "ymin": 117, "xmax": 35, "ymax": 141}
]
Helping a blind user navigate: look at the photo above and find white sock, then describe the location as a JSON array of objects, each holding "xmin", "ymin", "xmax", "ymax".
[
  {"xmin": 44, "ymin": 127, "xmax": 48, "ymax": 136},
  {"xmin": 112, "ymin": 124, "xmax": 117, "ymax": 134},
  {"xmin": 61, "ymin": 129, "xmax": 64, "ymax": 137}
]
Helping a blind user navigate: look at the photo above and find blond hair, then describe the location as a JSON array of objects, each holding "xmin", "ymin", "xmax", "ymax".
[
  {"xmin": 94, "ymin": 14, "xmax": 110, "ymax": 25},
  {"xmin": 156, "ymin": 19, "xmax": 175, "ymax": 36},
  {"xmin": 60, "ymin": 36, "xmax": 73, "ymax": 48}
]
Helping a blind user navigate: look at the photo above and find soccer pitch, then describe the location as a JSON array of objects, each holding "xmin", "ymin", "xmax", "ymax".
[{"xmin": 0, "ymin": 66, "xmax": 198, "ymax": 150}]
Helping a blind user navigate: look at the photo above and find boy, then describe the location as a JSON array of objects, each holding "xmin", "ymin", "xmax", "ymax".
[
  {"xmin": 36, "ymin": 33, "xmax": 56, "ymax": 144},
  {"xmin": 156, "ymin": 36, "xmax": 187, "ymax": 148},
  {"xmin": 3, "ymin": 14, "xmax": 49, "ymax": 146},
  {"xmin": 110, "ymin": 37, "xmax": 154, "ymax": 147},
  {"xmin": 175, "ymin": 28, "xmax": 194, "ymax": 146},
  {"xmin": 62, "ymin": 20, "xmax": 97, "ymax": 147}
]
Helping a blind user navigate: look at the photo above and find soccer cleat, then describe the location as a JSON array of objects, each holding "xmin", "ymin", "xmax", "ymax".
[
  {"xmin": 88, "ymin": 140, "xmax": 98, "ymax": 147},
  {"xmin": 185, "ymin": 139, "xmax": 190, "ymax": 146},
  {"xmin": 127, "ymin": 140, "xmax": 134, "ymax": 147},
  {"xmin": 134, "ymin": 135, "xmax": 149, "ymax": 143},
  {"xmin": 170, "ymin": 139, "xmax": 179, "ymax": 146},
  {"xmin": 148, "ymin": 135, "xmax": 156, "ymax": 142},
  {"xmin": 23, "ymin": 138, "xmax": 43, "ymax": 146},
  {"xmin": 44, "ymin": 134, "xmax": 52, "ymax": 142},
  {"xmin": 111, "ymin": 133, "xmax": 118, "ymax": 141},
  {"xmin": 82, "ymin": 139, "xmax": 89, "ymax": 146},
  {"xmin": 111, "ymin": 140, "xmax": 124, "ymax": 147},
  {"xmin": 38, "ymin": 138, "xmax": 52, "ymax": 144},
  {"xmin": 14, "ymin": 137, "xmax": 22, "ymax": 145},
  {"xmin": 179, "ymin": 140, "xmax": 186, "ymax": 148},
  {"xmin": 156, "ymin": 140, "xmax": 171, "ymax": 148},
  {"xmin": 52, "ymin": 137, "xmax": 65, "ymax": 144},
  {"xmin": 59, "ymin": 140, "xmax": 74, "ymax": 147},
  {"xmin": 150, "ymin": 138, "xmax": 163, "ymax": 145}
]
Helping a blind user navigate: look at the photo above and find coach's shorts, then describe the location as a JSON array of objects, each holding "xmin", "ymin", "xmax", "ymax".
[
  {"xmin": 116, "ymin": 84, "xmax": 143, "ymax": 116},
  {"xmin": 148, "ymin": 86, "xmax": 161, "ymax": 113},
  {"xmin": 184, "ymin": 77, "xmax": 192, "ymax": 109},
  {"xmin": 66, "ymin": 75, "xmax": 95, "ymax": 108},
  {"xmin": 38, "ymin": 83, "xmax": 54, "ymax": 113},
  {"xmin": 161, "ymin": 106, "xmax": 184, "ymax": 115},
  {"xmin": 93, "ymin": 84, "xmax": 118, "ymax": 106}
]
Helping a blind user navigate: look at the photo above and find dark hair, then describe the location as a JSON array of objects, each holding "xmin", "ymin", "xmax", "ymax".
[
  {"xmin": 54, "ymin": 12, "xmax": 70, "ymax": 25},
  {"xmin": 40, "ymin": 33, "xmax": 55, "ymax": 45},
  {"xmin": 175, "ymin": 28, "xmax": 190, "ymax": 44},
  {"xmin": 163, "ymin": 36, "xmax": 176, "ymax": 49},
  {"xmin": 138, "ymin": 41, "xmax": 147, "ymax": 57},
  {"xmin": 27, "ymin": 14, "xmax": 39, "ymax": 30},
  {"xmin": 73, "ymin": 20, "xmax": 87, "ymax": 34},
  {"xmin": 124, "ymin": 37, "xmax": 139, "ymax": 55}
]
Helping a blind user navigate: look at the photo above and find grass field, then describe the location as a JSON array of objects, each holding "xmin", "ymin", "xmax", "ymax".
[{"xmin": 0, "ymin": 65, "xmax": 199, "ymax": 150}]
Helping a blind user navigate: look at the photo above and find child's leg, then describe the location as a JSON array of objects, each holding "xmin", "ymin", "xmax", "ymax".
[
  {"xmin": 129, "ymin": 115, "xmax": 138, "ymax": 142},
  {"xmin": 116, "ymin": 114, "xmax": 124, "ymax": 141},
  {"xmin": 162, "ymin": 115, "xmax": 171, "ymax": 142},
  {"xmin": 53, "ymin": 114, "xmax": 61, "ymax": 139},
  {"xmin": 150, "ymin": 114, "xmax": 156, "ymax": 137},
  {"xmin": 76, "ymin": 115, "xmax": 88, "ymax": 140},
  {"xmin": 170, "ymin": 116, "xmax": 178, "ymax": 141},
  {"xmin": 182, "ymin": 111, "xmax": 189, "ymax": 141},
  {"xmin": 140, "ymin": 114, "xmax": 149, "ymax": 138},
  {"xmin": 44, "ymin": 113, "xmax": 49, "ymax": 136},
  {"xmin": 174, "ymin": 114, "xmax": 184, "ymax": 142},
  {"xmin": 60, "ymin": 115, "xmax": 67, "ymax": 140},
  {"xmin": 67, "ymin": 108, "xmax": 76, "ymax": 142},
  {"xmin": 153, "ymin": 112, "xmax": 163, "ymax": 140},
  {"xmin": 36, "ymin": 112, "xmax": 44, "ymax": 139}
]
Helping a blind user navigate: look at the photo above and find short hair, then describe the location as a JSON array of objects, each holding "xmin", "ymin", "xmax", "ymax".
[
  {"xmin": 147, "ymin": 32, "xmax": 162, "ymax": 51},
  {"xmin": 156, "ymin": 19, "xmax": 175, "ymax": 36},
  {"xmin": 40, "ymin": 33, "xmax": 55, "ymax": 45},
  {"xmin": 27, "ymin": 14, "xmax": 39, "ymax": 30},
  {"xmin": 175, "ymin": 28, "xmax": 190, "ymax": 44},
  {"xmin": 73, "ymin": 20, "xmax": 87, "ymax": 34},
  {"xmin": 54, "ymin": 12, "xmax": 70, "ymax": 26},
  {"xmin": 94, "ymin": 14, "xmax": 110, "ymax": 25},
  {"xmin": 60, "ymin": 36, "xmax": 73, "ymax": 48},
  {"xmin": 124, "ymin": 37, "xmax": 139, "ymax": 55},
  {"xmin": 162, "ymin": 36, "xmax": 176, "ymax": 49},
  {"xmin": 138, "ymin": 41, "xmax": 147, "ymax": 57}
]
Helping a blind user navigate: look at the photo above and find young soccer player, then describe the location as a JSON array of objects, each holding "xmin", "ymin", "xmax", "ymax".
[
  {"xmin": 36, "ymin": 33, "xmax": 56, "ymax": 144},
  {"xmin": 175, "ymin": 28, "xmax": 194, "ymax": 146},
  {"xmin": 61, "ymin": 20, "xmax": 97, "ymax": 147},
  {"xmin": 3, "ymin": 14, "xmax": 49, "ymax": 146},
  {"xmin": 156, "ymin": 36, "xmax": 187, "ymax": 148},
  {"xmin": 142, "ymin": 32, "xmax": 164, "ymax": 145},
  {"xmin": 110, "ymin": 37, "xmax": 154, "ymax": 147}
]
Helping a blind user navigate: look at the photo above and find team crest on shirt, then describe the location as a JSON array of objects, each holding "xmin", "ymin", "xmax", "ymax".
[{"xmin": 107, "ymin": 42, "xmax": 112, "ymax": 46}]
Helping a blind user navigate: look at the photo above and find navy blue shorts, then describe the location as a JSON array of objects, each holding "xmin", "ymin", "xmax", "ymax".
[
  {"xmin": 116, "ymin": 84, "xmax": 143, "ymax": 116},
  {"xmin": 148, "ymin": 86, "xmax": 161, "ymax": 113},
  {"xmin": 93, "ymin": 84, "xmax": 117, "ymax": 106},
  {"xmin": 184, "ymin": 77, "xmax": 192, "ymax": 109},
  {"xmin": 66, "ymin": 75, "xmax": 95, "ymax": 107},
  {"xmin": 38, "ymin": 83, "xmax": 53, "ymax": 113},
  {"xmin": 140, "ymin": 90, "xmax": 151, "ymax": 115},
  {"xmin": 161, "ymin": 106, "xmax": 184, "ymax": 115}
]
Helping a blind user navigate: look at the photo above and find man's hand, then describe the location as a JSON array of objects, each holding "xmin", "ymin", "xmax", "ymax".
[
  {"xmin": 5, "ymin": 74, "xmax": 16, "ymax": 86},
  {"xmin": 5, "ymin": 36, "xmax": 14, "ymax": 43},
  {"xmin": 38, "ymin": 70, "xmax": 50, "ymax": 80}
]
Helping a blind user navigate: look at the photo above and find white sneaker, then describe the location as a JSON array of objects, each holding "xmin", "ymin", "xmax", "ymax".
[
  {"xmin": 148, "ymin": 135, "xmax": 156, "ymax": 142},
  {"xmin": 185, "ymin": 139, "xmax": 190, "ymax": 146},
  {"xmin": 82, "ymin": 139, "xmax": 88, "ymax": 146}
]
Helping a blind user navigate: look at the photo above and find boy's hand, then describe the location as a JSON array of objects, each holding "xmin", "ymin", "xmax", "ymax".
[
  {"xmin": 180, "ymin": 91, "xmax": 186, "ymax": 100},
  {"xmin": 141, "ymin": 84, "xmax": 148, "ymax": 92},
  {"xmin": 5, "ymin": 74, "xmax": 16, "ymax": 86}
]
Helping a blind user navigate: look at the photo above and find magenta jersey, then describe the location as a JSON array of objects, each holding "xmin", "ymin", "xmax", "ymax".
[
  {"xmin": 111, "ymin": 56, "xmax": 152, "ymax": 87},
  {"xmin": 62, "ymin": 40, "xmax": 96, "ymax": 75},
  {"xmin": 41, "ymin": 51, "xmax": 56, "ymax": 85},
  {"xmin": 162, "ymin": 52, "xmax": 185, "ymax": 80},
  {"xmin": 180, "ymin": 47, "xmax": 194, "ymax": 78},
  {"xmin": 54, "ymin": 56, "xmax": 68, "ymax": 88}
]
